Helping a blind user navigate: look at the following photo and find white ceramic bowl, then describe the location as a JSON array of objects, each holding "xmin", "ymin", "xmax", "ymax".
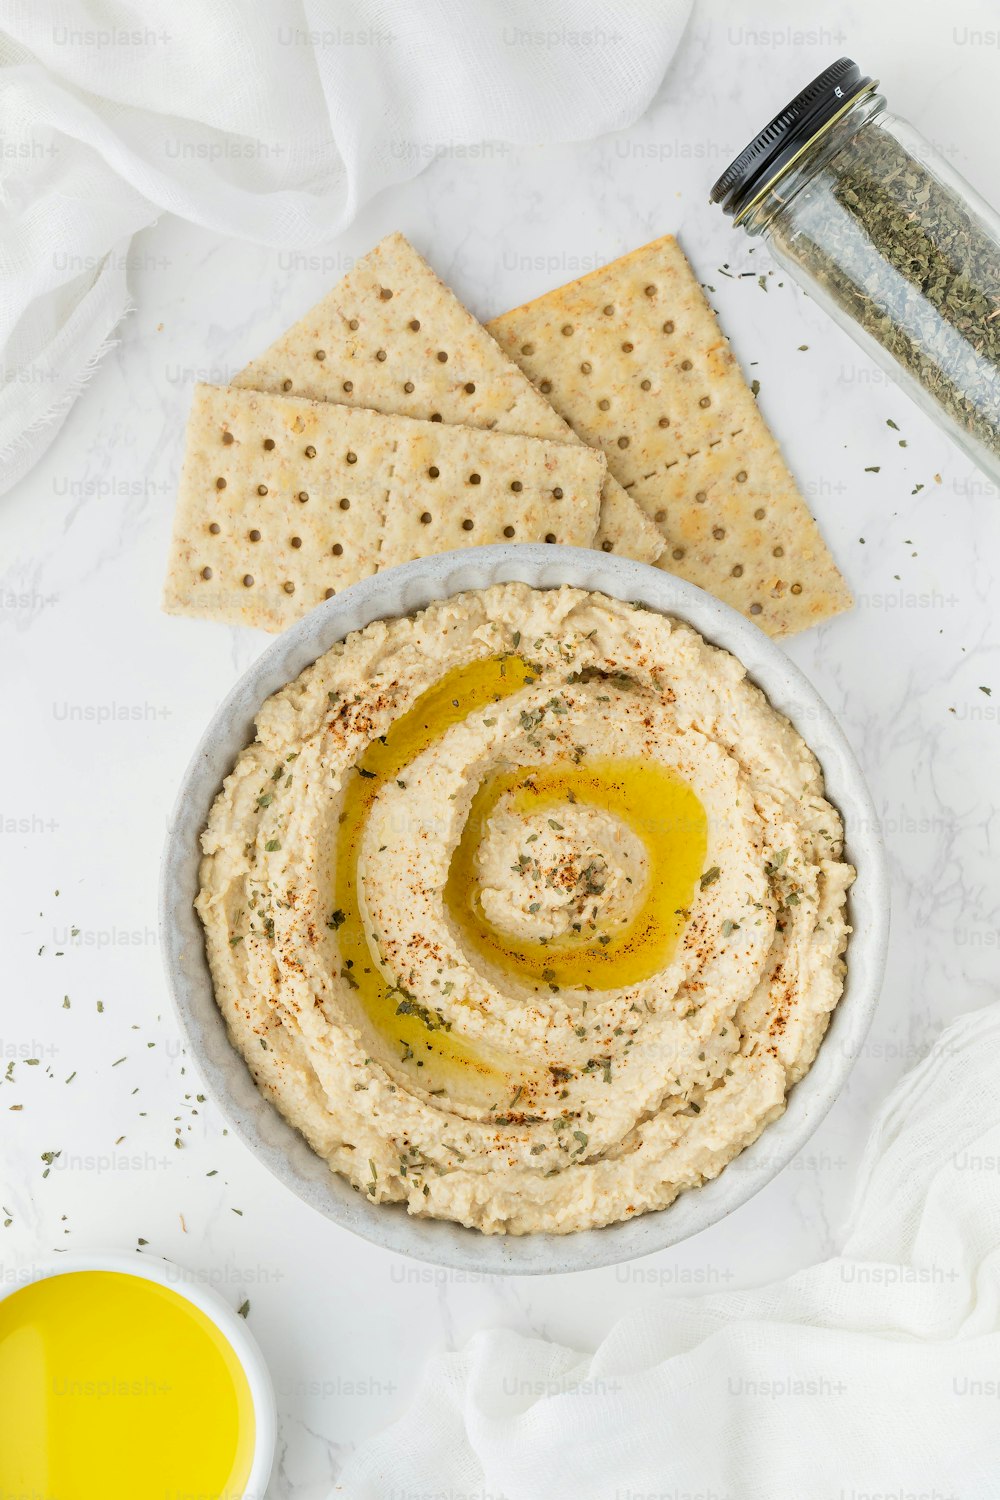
[
  {"xmin": 160, "ymin": 544, "xmax": 889, "ymax": 1274},
  {"xmin": 0, "ymin": 1251, "xmax": 276, "ymax": 1494}
]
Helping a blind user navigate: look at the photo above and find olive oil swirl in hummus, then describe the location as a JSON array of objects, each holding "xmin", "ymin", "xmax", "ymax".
[{"xmin": 337, "ymin": 655, "xmax": 708, "ymax": 1096}]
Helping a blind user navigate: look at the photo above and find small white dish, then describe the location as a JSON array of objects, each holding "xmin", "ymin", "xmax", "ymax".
[
  {"xmin": 0, "ymin": 1251, "xmax": 276, "ymax": 1496},
  {"xmin": 160, "ymin": 543, "xmax": 889, "ymax": 1274}
]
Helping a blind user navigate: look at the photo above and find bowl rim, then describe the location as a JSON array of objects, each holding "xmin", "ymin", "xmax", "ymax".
[
  {"xmin": 0, "ymin": 1250, "xmax": 276, "ymax": 1495},
  {"xmin": 159, "ymin": 543, "xmax": 889, "ymax": 1275}
]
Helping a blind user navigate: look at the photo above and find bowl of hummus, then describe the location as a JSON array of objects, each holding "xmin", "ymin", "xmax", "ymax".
[{"xmin": 161, "ymin": 544, "xmax": 888, "ymax": 1273}]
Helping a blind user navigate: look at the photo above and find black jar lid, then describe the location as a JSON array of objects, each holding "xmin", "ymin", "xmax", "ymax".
[{"xmin": 711, "ymin": 57, "xmax": 874, "ymax": 218}]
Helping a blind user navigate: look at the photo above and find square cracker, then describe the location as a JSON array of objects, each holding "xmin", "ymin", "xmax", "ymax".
[
  {"xmin": 378, "ymin": 421, "xmax": 603, "ymax": 569},
  {"xmin": 163, "ymin": 384, "xmax": 605, "ymax": 631},
  {"xmin": 233, "ymin": 232, "xmax": 662, "ymax": 565},
  {"xmin": 487, "ymin": 235, "xmax": 853, "ymax": 637}
]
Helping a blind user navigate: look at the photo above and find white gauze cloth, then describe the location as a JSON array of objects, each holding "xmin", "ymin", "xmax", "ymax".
[
  {"xmin": 339, "ymin": 999, "xmax": 1000, "ymax": 1499},
  {"xmin": 0, "ymin": 0, "xmax": 692, "ymax": 494}
]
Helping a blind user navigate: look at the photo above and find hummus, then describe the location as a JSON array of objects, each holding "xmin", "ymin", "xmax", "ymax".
[{"xmin": 198, "ymin": 584, "xmax": 853, "ymax": 1235}]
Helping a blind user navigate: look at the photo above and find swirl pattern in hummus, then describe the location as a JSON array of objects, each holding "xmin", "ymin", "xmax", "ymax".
[{"xmin": 198, "ymin": 584, "xmax": 853, "ymax": 1235}]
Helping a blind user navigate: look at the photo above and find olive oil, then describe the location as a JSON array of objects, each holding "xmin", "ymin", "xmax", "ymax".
[
  {"xmin": 0, "ymin": 1270, "xmax": 255, "ymax": 1500},
  {"xmin": 446, "ymin": 757, "xmax": 707, "ymax": 990},
  {"xmin": 334, "ymin": 655, "xmax": 534, "ymax": 1084},
  {"xmin": 334, "ymin": 655, "xmax": 706, "ymax": 1092}
]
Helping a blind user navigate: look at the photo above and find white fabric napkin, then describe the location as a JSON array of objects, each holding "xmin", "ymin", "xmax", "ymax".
[
  {"xmin": 0, "ymin": 0, "xmax": 692, "ymax": 495},
  {"xmin": 339, "ymin": 999, "xmax": 1000, "ymax": 1499}
]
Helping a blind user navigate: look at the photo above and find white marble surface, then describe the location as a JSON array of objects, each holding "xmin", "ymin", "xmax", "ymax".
[{"xmin": 3, "ymin": 3, "xmax": 1000, "ymax": 1494}]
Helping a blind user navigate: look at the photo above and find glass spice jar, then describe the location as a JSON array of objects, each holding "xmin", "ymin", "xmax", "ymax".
[{"xmin": 712, "ymin": 57, "xmax": 1000, "ymax": 485}]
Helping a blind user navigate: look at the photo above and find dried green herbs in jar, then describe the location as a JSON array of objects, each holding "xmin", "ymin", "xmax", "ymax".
[{"xmin": 713, "ymin": 58, "xmax": 1000, "ymax": 483}]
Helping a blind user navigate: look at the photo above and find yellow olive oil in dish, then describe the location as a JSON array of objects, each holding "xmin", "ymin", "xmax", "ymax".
[{"xmin": 0, "ymin": 1270, "xmax": 255, "ymax": 1500}]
